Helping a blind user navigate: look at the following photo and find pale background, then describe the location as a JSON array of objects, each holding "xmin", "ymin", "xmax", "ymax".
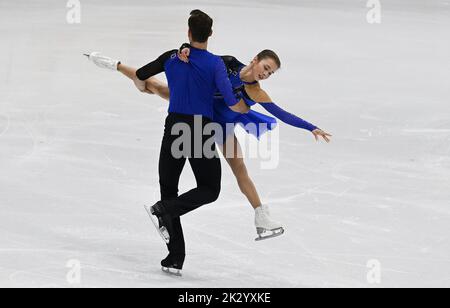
[{"xmin": 0, "ymin": 0, "xmax": 449, "ymax": 287}]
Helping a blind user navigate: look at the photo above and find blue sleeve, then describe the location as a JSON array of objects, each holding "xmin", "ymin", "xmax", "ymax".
[
  {"xmin": 214, "ymin": 59, "xmax": 239, "ymax": 107},
  {"xmin": 260, "ymin": 103, "xmax": 318, "ymax": 132}
]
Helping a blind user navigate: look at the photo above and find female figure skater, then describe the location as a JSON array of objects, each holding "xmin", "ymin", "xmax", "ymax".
[{"xmin": 85, "ymin": 49, "xmax": 332, "ymax": 241}]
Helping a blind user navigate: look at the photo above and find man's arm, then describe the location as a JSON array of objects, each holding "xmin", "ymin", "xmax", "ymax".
[
  {"xmin": 136, "ymin": 50, "xmax": 176, "ymax": 80},
  {"xmin": 214, "ymin": 59, "xmax": 250, "ymax": 114},
  {"xmin": 117, "ymin": 63, "xmax": 170, "ymax": 100},
  {"xmin": 134, "ymin": 50, "xmax": 177, "ymax": 92}
]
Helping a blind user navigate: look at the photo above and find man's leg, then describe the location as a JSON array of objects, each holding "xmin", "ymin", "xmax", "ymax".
[
  {"xmin": 187, "ymin": 154, "xmax": 222, "ymax": 207},
  {"xmin": 158, "ymin": 115, "xmax": 187, "ymax": 261},
  {"xmin": 163, "ymin": 151, "xmax": 222, "ymax": 218},
  {"xmin": 158, "ymin": 115, "xmax": 221, "ymax": 265}
]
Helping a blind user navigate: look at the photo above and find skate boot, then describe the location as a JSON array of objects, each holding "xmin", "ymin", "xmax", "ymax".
[
  {"xmin": 84, "ymin": 52, "xmax": 121, "ymax": 71},
  {"xmin": 144, "ymin": 202, "xmax": 172, "ymax": 244},
  {"xmin": 161, "ymin": 254, "xmax": 184, "ymax": 277},
  {"xmin": 254, "ymin": 204, "xmax": 285, "ymax": 241}
]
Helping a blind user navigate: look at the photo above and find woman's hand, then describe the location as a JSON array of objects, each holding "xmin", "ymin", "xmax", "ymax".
[
  {"xmin": 312, "ymin": 129, "xmax": 332, "ymax": 143},
  {"xmin": 178, "ymin": 47, "xmax": 190, "ymax": 63}
]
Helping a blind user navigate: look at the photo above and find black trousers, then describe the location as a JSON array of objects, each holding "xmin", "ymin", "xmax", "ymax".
[{"xmin": 158, "ymin": 113, "xmax": 221, "ymax": 261}]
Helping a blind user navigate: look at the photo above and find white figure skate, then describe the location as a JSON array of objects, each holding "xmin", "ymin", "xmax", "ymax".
[
  {"xmin": 84, "ymin": 52, "xmax": 120, "ymax": 71},
  {"xmin": 254, "ymin": 204, "xmax": 285, "ymax": 241}
]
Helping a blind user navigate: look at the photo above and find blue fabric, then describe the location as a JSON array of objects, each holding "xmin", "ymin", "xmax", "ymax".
[
  {"xmin": 260, "ymin": 103, "xmax": 318, "ymax": 132},
  {"xmin": 163, "ymin": 47, "xmax": 238, "ymax": 120},
  {"xmin": 212, "ymin": 66, "xmax": 277, "ymax": 143},
  {"xmin": 211, "ymin": 64, "xmax": 317, "ymax": 143},
  {"xmin": 213, "ymin": 95, "xmax": 277, "ymax": 144}
]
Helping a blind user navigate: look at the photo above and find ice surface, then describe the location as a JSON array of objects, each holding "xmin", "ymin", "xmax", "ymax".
[{"xmin": 0, "ymin": 0, "xmax": 449, "ymax": 288}]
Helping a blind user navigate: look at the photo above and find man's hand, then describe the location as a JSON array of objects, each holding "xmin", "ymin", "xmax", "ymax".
[
  {"xmin": 312, "ymin": 129, "xmax": 332, "ymax": 143},
  {"xmin": 230, "ymin": 99, "xmax": 251, "ymax": 114}
]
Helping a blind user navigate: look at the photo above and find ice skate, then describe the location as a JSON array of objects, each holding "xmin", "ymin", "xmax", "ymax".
[
  {"xmin": 254, "ymin": 204, "xmax": 285, "ymax": 241},
  {"xmin": 161, "ymin": 266, "xmax": 182, "ymax": 277},
  {"xmin": 84, "ymin": 51, "xmax": 121, "ymax": 71},
  {"xmin": 161, "ymin": 255, "xmax": 183, "ymax": 277},
  {"xmin": 144, "ymin": 203, "xmax": 170, "ymax": 244}
]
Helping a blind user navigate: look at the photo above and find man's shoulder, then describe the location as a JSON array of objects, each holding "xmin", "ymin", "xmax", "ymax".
[
  {"xmin": 203, "ymin": 51, "xmax": 223, "ymax": 62},
  {"xmin": 195, "ymin": 51, "xmax": 227, "ymax": 69},
  {"xmin": 163, "ymin": 49, "xmax": 179, "ymax": 61}
]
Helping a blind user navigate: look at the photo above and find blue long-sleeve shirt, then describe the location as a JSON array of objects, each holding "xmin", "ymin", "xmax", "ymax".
[{"xmin": 136, "ymin": 47, "xmax": 239, "ymax": 120}]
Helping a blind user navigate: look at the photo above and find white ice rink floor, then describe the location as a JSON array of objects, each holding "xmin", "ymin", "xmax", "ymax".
[{"xmin": 0, "ymin": 0, "xmax": 449, "ymax": 288}]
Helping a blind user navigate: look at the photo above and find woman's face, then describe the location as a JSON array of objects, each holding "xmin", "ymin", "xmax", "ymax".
[{"xmin": 251, "ymin": 57, "xmax": 279, "ymax": 81}]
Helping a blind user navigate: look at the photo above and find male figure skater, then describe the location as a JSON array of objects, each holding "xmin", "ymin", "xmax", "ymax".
[{"xmin": 134, "ymin": 10, "xmax": 249, "ymax": 276}]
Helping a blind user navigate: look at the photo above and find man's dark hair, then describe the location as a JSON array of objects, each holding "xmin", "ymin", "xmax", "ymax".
[{"xmin": 188, "ymin": 10, "xmax": 213, "ymax": 43}]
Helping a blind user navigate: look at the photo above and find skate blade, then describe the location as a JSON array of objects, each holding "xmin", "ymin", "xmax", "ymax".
[
  {"xmin": 255, "ymin": 227, "xmax": 285, "ymax": 241},
  {"xmin": 144, "ymin": 205, "xmax": 170, "ymax": 244},
  {"xmin": 162, "ymin": 267, "xmax": 182, "ymax": 277},
  {"xmin": 83, "ymin": 53, "xmax": 90, "ymax": 58}
]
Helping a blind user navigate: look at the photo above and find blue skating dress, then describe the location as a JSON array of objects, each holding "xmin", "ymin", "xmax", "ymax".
[{"xmin": 213, "ymin": 58, "xmax": 277, "ymax": 144}]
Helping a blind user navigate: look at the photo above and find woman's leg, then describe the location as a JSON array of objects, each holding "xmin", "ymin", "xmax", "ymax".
[
  {"xmin": 145, "ymin": 77, "xmax": 170, "ymax": 100},
  {"xmin": 219, "ymin": 135, "xmax": 263, "ymax": 209},
  {"xmin": 219, "ymin": 134, "xmax": 284, "ymax": 239},
  {"xmin": 117, "ymin": 63, "xmax": 170, "ymax": 100},
  {"xmin": 117, "ymin": 63, "xmax": 138, "ymax": 80}
]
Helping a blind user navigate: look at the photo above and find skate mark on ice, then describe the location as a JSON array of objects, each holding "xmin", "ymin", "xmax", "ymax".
[
  {"xmin": 9, "ymin": 267, "xmax": 68, "ymax": 286},
  {"xmin": 315, "ymin": 256, "xmax": 413, "ymax": 275},
  {"xmin": 15, "ymin": 121, "xmax": 38, "ymax": 161},
  {"xmin": 359, "ymin": 114, "xmax": 392, "ymax": 122},
  {"xmin": 187, "ymin": 223, "xmax": 256, "ymax": 251},
  {"xmin": 104, "ymin": 154, "xmax": 128, "ymax": 177},
  {"xmin": 331, "ymin": 161, "xmax": 369, "ymax": 185},
  {"xmin": 304, "ymin": 251, "xmax": 450, "ymax": 276},
  {"xmin": 422, "ymin": 276, "xmax": 450, "ymax": 287},
  {"xmin": 292, "ymin": 239, "xmax": 331, "ymax": 267},
  {"xmin": 3, "ymin": 248, "xmax": 78, "ymax": 285},
  {"xmin": 401, "ymin": 129, "xmax": 450, "ymax": 134},
  {"xmin": 308, "ymin": 252, "xmax": 450, "ymax": 264},
  {"xmin": 265, "ymin": 181, "xmax": 348, "ymax": 203},
  {"xmin": 334, "ymin": 226, "xmax": 437, "ymax": 253},
  {"xmin": 189, "ymin": 220, "xmax": 329, "ymax": 268},
  {"xmin": 0, "ymin": 114, "xmax": 10, "ymax": 137},
  {"xmin": 91, "ymin": 111, "xmax": 120, "ymax": 118},
  {"xmin": 3, "ymin": 248, "xmax": 151, "ymax": 286},
  {"xmin": 81, "ymin": 263, "xmax": 149, "ymax": 278},
  {"xmin": 312, "ymin": 187, "xmax": 353, "ymax": 198}
]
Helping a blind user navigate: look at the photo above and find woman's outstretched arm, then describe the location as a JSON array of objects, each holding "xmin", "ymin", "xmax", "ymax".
[
  {"xmin": 245, "ymin": 84, "xmax": 332, "ymax": 142},
  {"xmin": 261, "ymin": 102, "xmax": 332, "ymax": 142}
]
